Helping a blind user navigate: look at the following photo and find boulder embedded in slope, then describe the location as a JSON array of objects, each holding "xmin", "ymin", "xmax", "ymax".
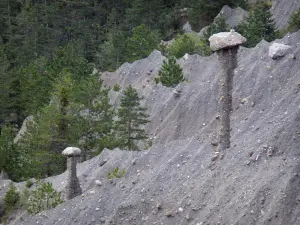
[
  {"xmin": 269, "ymin": 43, "xmax": 292, "ymax": 59},
  {"xmin": 209, "ymin": 31, "xmax": 247, "ymax": 51}
]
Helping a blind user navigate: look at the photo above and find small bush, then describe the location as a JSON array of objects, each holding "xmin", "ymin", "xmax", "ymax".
[
  {"xmin": 26, "ymin": 181, "xmax": 64, "ymax": 215},
  {"xmin": 155, "ymin": 56, "xmax": 184, "ymax": 87},
  {"xmin": 107, "ymin": 167, "xmax": 126, "ymax": 180},
  {"xmin": 167, "ymin": 33, "xmax": 211, "ymax": 58},
  {"xmin": 113, "ymin": 84, "xmax": 120, "ymax": 92},
  {"xmin": 287, "ymin": 9, "xmax": 300, "ymax": 32},
  {"xmin": 3, "ymin": 183, "xmax": 20, "ymax": 212},
  {"xmin": 25, "ymin": 179, "xmax": 34, "ymax": 188}
]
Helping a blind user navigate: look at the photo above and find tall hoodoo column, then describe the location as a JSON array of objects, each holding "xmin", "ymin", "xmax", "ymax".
[
  {"xmin": 62, "ymin": 147, "xmax": 82, "ymax": 200},
  {"xmin": 209, "ymin": 31, "xmax": 246, "ymax": 157}
]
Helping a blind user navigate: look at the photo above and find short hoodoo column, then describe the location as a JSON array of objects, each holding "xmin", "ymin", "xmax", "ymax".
[{"xmin": 62, "ymin": 147, "xmax": 82, "ymax": 200}]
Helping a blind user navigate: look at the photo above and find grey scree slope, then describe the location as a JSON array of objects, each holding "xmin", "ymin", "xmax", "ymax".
[{"xmin": 9, "ymin": 31, "xmax": 300, "ymax": 225}]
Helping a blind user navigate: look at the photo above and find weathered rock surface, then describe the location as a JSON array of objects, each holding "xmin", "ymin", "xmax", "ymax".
[
  {"xmin": 269, "ymin": 42, "xmax": 292, "ymax": 59},
  {"xmin": 8, "ymin": 30, "xmax": 300, "ymax": 225},
  {"xmin": 13, "ymin": 115, "xmax": 33, "ymax": 143},
  {"xmin": 209, "ymin": 31, "xmax": 247, "ymax": 51},
  {"xmin": 62, "ymin": 147, "xmax": 81, "ymax": 157},
  {"xmin": 182, "ymin": 21, "xmax": 192, "ymax": 33},
  {"xmin": 217, "ymin": 5, "xmax": 249, "ymax": 28}
]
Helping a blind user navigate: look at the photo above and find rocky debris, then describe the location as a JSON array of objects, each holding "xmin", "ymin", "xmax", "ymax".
[
  {"xmin": 209, "ymin": 31, "xmax": 247, "ymax": 51},
  {"xmin": 7, "ymin": 30, "xmax": 300, "ymax": 225},
  {"xmin": 95, "ymin": 180, "xmax": 102, "ymax": 186},
  {"xmin": 269, "ymin": 43, "xmax": 292, "ymax": 59}
]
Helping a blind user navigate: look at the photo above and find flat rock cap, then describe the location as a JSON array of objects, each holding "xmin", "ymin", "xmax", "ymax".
[
  {"xmin": 62, "ymin": 147, "xmax": 81, "ymax": 156},
  {"xmin": 209, "ymin": 31, "xmax": 247, "ymax": 51}
]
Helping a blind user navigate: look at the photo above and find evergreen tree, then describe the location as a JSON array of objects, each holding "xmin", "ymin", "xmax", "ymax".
[
  {"xmin": 155, "ymin": 56, "xmax": 184, "ymax": 87},
  {"xmin": 126, "ymin": 24, "xmax": 160, "ymax": 62},
  {"xmin": 287, "ymin": 9, "xmax": 300, "ymax": 32},
  {"xmin": 69, "ymin": 76, "xmax": 115, "ymax": 160},
  {"xmin": 203, "ymin": 16, "xmax": 230, "ymax": 44},
  {"xmin": 116, "ymin": 85, "xmax": 150, "ymax": 150},
  {"xmin": 237, "ymin": 2, "xmax": 278, "ymax": 47},
  {"xmin": 188, "ymin": 0, "xmax": 247, "ymax": 31}
]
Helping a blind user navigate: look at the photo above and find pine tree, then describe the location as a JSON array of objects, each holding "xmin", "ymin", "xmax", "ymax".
[
  {"xmin": 287, "ymin": 9, "xmax": 300, "ymax": 32},
  {"xmin": 237, "ymin": 2, "xmax": 278, "ymax": 47},
  {"xmin": 116, "ymin": 85, "xmax": 150, "ymax": 150},
  {"xmin": 126, "ymin": 24, "xmax": 160, "ymax": 62},
  {"xmin": 155, "ymin": 56, "xmax": 184, "ymax": 87}
]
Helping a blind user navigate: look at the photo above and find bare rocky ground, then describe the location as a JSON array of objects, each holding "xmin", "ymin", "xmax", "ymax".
[
  {"xmin": 2, "ymin": 30, "xmax": 299, "ymax": 225},
  {"xmin": 1, "ymin": 1, "xmax": 300, "ymax": 224}
]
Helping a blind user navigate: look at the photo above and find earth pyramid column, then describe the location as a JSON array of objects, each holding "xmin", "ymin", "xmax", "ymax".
[
  {"xmin": 209, "ymin": 31, "xmax": 246, "ymax": 158},
  {"xmin": 62, "ymin": 147, "xmax": 82, "ymax": 200}
]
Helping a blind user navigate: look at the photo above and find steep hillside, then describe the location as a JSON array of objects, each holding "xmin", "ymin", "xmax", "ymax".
[{"xmin": 7, "ymin": 30, "xmax": 300, "ymax": 225}]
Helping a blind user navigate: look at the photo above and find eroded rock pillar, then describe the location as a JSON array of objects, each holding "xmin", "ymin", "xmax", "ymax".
[
  {"xmin": 62, "ymin": 147, "xmax": 82, "ymax": 200},
  {"xmin": 209, "ymin": 31, "xmax": 246, "ymax": 158}
]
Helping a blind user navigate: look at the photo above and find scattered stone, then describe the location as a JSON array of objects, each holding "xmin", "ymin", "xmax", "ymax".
[
  {"xmin": 269, "ymin": 43, "xmax": 292, "ymax": 59},
  {"xmin": 240, "ymin": 98, "xmax": 248, "ymax": 104},
  {"xmin": 164, "ymin": 210, "xmax": 174, "ymax": 217},
  {"xmin": 95, "ymin": 180, "xmax": 102, "ymax": 186}
]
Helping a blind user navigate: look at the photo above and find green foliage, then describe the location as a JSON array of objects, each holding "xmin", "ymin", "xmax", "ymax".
[
  {"xmin": 69, "ymin": 76, "xmax": 115, "ymax": 159},
  {"xmin": 115, "ymin": 85, "xmax": 150, "ymax": 150},
  {"xmin": 107, "ymin": 167, "xmax": 126, "ymax": 179},
  {"xmin": 167, "ymin": 33, "xmax": 211, "ymax": 58},
  {"xmin": 155, "ymin": 56, "xmax": 184, "ymax": 87},
  {"xmin": 3, "ymin": 183, "xmax": 20, "ymax": 212},
  {"xmin": 0, "ymin": 125, "xmax": 24, "ymax": 180},
  {"xmin": 126, "ymin": 24, "xmax": 160, "ymax": 62},
  {"xmin": 203, "ymin": 16, "xmax": 230, "ymax": 44},
  {"xmin": 25, "ymin": 181, "xmax": 64, "ymax": 215},
  {"xmin": 237, "ymin": 2, "xmax": 279, "ymax": 47},
  {"xmin": 287, "ymin": 9, "xmax": 300, "ymax": 32},
  {"xmin": 25, "ymin": 179, "xmax": 34, "ymax": 188},
  {"xmin": 113, "ymin": 84, "xmax": 121, "ymax": 92}
]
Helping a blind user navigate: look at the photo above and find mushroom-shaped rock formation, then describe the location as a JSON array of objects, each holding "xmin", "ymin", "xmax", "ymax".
[
  {"xmin": 209, "ymin": 31, "xmax": 246, "ymax": 160},
  {"xmin": 62, "ymin": 147, "xmax": 82, "ymax": 157},
  {"xmin": 62, "ymin": 147, "xmax": 82, "ymax": 199},
  {"xmin": 209, "ymin": 31, "xmax": 247, "ymax": 51}
]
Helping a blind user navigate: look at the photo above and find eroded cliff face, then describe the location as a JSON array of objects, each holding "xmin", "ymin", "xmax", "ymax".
[{"xmin": 6, "ymin": 29, "xmax": 300, "ymax": 225}]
